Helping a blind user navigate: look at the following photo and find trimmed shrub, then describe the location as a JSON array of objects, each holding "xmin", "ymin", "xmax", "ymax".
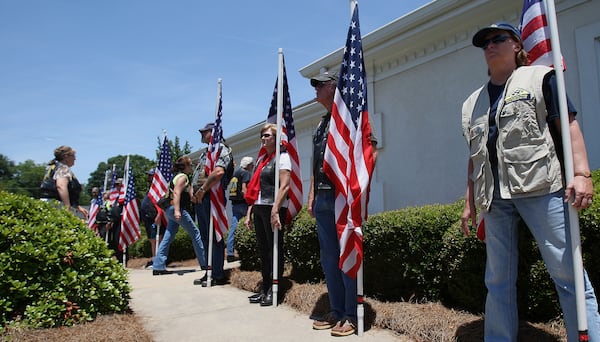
[
  {"xmin": 235, "ymin": 215, "xmax": 261, "ymax": 272},
  {"xmin": 128, "ymin": 224, "xmax": 197, "ymax": 263},
  {"xmin": 363, "ymin": 202, "xmax": 463, "ymax": 301},
  {"xmin": 0, "ymin": 191, "xmax": 130, "ymax": 330},
  {"xmin": 284, "ymin": 207, "xmax": 321, "ymax": 282}
]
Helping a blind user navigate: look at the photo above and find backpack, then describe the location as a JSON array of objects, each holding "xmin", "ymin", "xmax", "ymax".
[{"xmin": 40, "ymin": 165, "xmax": 58, "ymax": 199}]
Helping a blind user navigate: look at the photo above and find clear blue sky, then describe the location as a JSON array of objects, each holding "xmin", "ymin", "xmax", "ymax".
[{"xmin": 0, "ymin": 0, "xmax": 431, "ymax": 182}]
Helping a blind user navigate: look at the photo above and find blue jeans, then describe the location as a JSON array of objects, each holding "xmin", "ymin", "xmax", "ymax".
[
  {"xmin": 227, "ymin": 202, "xmax": 247, "ymax": 257},
  {"xmin": 153, "ymin": 206, "xmax": 207, "ymax": 270},
  {"xmin": 195, "ymin": 194, "xmax": 225, "ymax": 279},
  {"xmin": 484, "ymin": 191, "xmax": 600, "ymax": 341},
  {"xmin": 314, "ymin": 190, "xmax": 357, "ymax": 322}
]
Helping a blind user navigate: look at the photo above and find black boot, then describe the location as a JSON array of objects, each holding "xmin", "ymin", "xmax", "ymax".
[{"xmin": 260, "ymin": 288, "xmax": 273, "ymax": 306}]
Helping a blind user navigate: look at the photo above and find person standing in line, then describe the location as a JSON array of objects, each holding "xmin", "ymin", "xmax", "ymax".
[
  {"xmin": 140, "ymin": 168, "xmax": 163, "ymax": 269},
  {"xmin": 152, "ymin": 157, "xmax": 207, "ymax": 275},
  {"xmin": 460, "ymin": 22, "xmax": 600, "ymax": 341},
  {"xmin": 243, "ymin": 124, "xmax": 290, "ymax": 306},
  {"xmin": 226, "ymin": 156, "xmax": 254, "ymax": 262},
  {"xmin": 40, "ymin": 145, "xmax": 88, "ymax": 219},
  {"xmin": 107, "ymin": 178, "xmax": 125, "ymax": 263},
  {"xmin": 307, "ymin": 71, "xmax": 377, "ymax": 337},
  {"xmin": 191, "ymin": 122, "xmax": 234, "ymax": 287}
]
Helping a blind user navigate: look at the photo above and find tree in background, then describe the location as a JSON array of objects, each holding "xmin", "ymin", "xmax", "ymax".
[
  {"xmin": 161, "ymin": 136, "xmax": 193, "ymax": 162},
  {"xmin": 85, "ymin": 155, "xmax": 154, "ymax": 203},
  {"xmin": 84, "ymin": 135, "xmax": 193, "ymax": 202},
  {"xmin": 0, "ymin": 154, "xmax": 46, "ymax": 198}
]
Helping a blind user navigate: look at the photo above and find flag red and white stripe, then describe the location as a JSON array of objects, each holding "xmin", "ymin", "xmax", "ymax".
[
  {"xmin": 148, "ymin": 136, "xmax": 173, "ymax": 205},
  {"xmin": 87, "ymin": 190, "xmax": 103, "ymax": 231},
  {"xmin": 323, "ymin": 5, "xmax": 375, "ymax": 279},
  {"xmin": 119, "ymin": 156, "xmax": 141, "ymax": 251},
  {"xmin": 266, "ymin": 56, "xmax": 302, "ymax": 223},
  {"xmin": 207, "ymin": 85, "xmax": 228, "ymax": 242},
  {"xmin": 520, "ymin": 0, "xmax": 564, "ymax": 69}
]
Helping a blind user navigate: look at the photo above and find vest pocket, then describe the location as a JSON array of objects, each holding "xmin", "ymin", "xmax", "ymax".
[
  {"xmin": 469, "ymin": 123, "xmax": 488, "ymax": 207},
  {"xmin": 503, "ymin": 144, "xmax": 551, "ymax": 194}
]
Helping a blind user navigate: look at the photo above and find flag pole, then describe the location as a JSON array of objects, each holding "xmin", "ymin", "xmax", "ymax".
[
  {"xmin": 544, "ymin": 1, "xmax": 588, "ymax": 338},
  {"xmin": 348, "ymin": 0, "xmax": 364, "ymax": 336},
  {"xmin": 155, "ymin": 130, "xmax": 168, "ymax": 259},
  {"xmin": 121, "ymin": 155, "xmax": 130, "ymax": 268},
  {"xmin": 206, "ymin": 79, "xmax": 222, "ymax": 288},
  {"xmin": 271, "ymin": 48, "xmax": 284, "ymax": 308},
  {"xmin": 100, "ymin": 169, "xmax": 109, "ymax": 238},
  {"xmin": 107, "ymin": 164, "xmax": 116, "ymax": 244}
]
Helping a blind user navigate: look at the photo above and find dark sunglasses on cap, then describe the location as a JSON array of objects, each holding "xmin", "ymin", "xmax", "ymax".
[{"xmin": 481, "ymin": 34, "xmax": 510, "ymax": 50}]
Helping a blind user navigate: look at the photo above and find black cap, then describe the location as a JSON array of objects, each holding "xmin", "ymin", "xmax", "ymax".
[
  {"xmin": 199, "ymin": 123, "xmax": 215, "ymax": 133},
  {"xmin": 472, "ymin": 22, "xmax": 522, "ymax": 48}
]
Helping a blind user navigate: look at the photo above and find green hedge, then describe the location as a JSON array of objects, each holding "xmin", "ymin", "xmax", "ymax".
[
  {"xmin": 0, "ymin": 191, "xmax": 130, "ymax": 330},
  {"xmin": 129, "ymin": 226, "xmax": 196, "ymax": 263}
]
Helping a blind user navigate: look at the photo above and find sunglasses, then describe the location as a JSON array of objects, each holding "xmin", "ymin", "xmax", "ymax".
[{"xmin": 482, "ymin": 34, "xmax": 510, "ymax": 50}]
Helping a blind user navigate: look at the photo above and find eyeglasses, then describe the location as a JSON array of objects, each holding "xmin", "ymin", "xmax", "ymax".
[
  {"xmin": 261, "ymin": 133, "xmax": 272, "ymax": 138},
  {"xmin": 481, "ymin": 35, "xmax": 510, "ymax": 50},
  {"xmin": 314, "ymin": 81, "xmax": 330, "ymax": 89}
]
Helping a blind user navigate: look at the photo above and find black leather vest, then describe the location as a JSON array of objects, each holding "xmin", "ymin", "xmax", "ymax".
[
  {"xmin": 312, "ymin": 114, "xmax": 334, "ymax": 191},
  {"xmin": 259, "ymin": 158, "xmax": 277, "ymax": 204}
]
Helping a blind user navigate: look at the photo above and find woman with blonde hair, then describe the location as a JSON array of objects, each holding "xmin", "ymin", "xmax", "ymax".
[{"xmin": 40, "ymin": 145, "xmax": 88, "ymax": 218}]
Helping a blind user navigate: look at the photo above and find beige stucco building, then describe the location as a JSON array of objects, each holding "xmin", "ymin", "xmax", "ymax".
[{"xmin": 191, "ymin": 0, "xmax": 600, "ymax": 215}]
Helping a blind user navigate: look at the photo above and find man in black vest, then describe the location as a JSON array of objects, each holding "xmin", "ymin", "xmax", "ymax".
[{"xmin": 226, "ymin": 156, "xmax": 254, "ymax": 262}]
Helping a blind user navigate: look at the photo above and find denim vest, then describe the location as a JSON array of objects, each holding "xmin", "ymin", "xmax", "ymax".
[{"xmin": 462, "ymin": 65, "xmax": 563, "ymax": 210}]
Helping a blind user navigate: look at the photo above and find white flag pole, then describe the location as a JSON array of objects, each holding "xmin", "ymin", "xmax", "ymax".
[
  {"xmin": 348, "ymin": 0, "xmax": 364, "ymax": 336},
  {"xmin": 107, "ymin": 164, "xmax": 116, "ymax": 244},
  {"xmin": 121, "ymin": 155, "xmax": 130, "ymax": 268},
  {"xmin": 272, "ymin": 48, "xmax": 284, "ymax": 308},
  {"xmin": 100, "ymin": 169, "xmax": 109, "ymax": 239},
  {"xmin": 544, "ymin": 0, "xmax": 588, "ymax": 338},
  {"xmin": 155, "ymin": 130, "xmax": 168, "ymax": 259},
  {"xmin": 206, "ymin": 79, "xmax": 222, "ymax": 288}
]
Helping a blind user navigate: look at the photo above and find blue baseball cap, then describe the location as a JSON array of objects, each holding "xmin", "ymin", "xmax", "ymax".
[{"xmin": 472, "ymin": 22, "xmax": 522, "ymax": 48}]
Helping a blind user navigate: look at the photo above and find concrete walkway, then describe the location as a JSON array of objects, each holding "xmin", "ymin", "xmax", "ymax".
[{"xmin": 128, "ymin": 264, "xmax": 405, "ymax": 342}]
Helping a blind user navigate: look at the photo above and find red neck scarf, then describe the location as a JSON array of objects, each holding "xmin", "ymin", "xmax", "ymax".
[{"xmin": 244, "ymin": 148, "xmax": 275, "ymax": 205}]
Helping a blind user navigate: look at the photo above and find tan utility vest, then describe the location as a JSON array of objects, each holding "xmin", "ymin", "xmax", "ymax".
[{"xmin": 461, "ymin": 65, "xmax": 564, "ymax": 210}]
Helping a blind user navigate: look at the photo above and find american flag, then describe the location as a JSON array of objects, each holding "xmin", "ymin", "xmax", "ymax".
[
  {"xmin": 206, "ymin": 87, "xmax": 228, "ymax": 241},
  {"xmin": 119, "ymin": 158, "xmax": 141, "ymax": 251},
  {"xmin": 322, "ymin": 4, "xmax": 375, "ymax": 279},
  {"xmin": 520, "ymin": 0, "xmax": 564, "ymax": 68},
  {"xmin": 108, "ymin": 166, "xmax": 119, "ymax": 204},
  {"xmin": 87, "ymin": 189, "xmax": 103, "ymax": 230},
  {"xmin": 148, "ymin": 136, "xmax": 173, "ymax": 204},
  {"xmin": 266, "ymin": 56, "xmax": 302, "ymax": 224}
]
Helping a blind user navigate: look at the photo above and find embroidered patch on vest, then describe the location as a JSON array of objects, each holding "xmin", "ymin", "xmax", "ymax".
[{"xmin": 504, "ymin": 88, "xmax": 531, "ymax": 103}]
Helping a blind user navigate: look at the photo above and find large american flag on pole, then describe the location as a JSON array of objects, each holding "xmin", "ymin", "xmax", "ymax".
[
  {"xmin": 119, "ymin": 157, "xmax": 141, "ymax": 251},
  {"xmin": 520, "ymin": 0, "xmax": 564, "ymax": 68},
  {"xmin": 323, "ymin": 4, "xmax": 375, "ymax": 279},
  {"xmin": 266, "ymin": 56, "xmax": 302, "ymax": 224},
  {"xmin": 206, "ymin": 85, "xmax": 228, "ymax": 242},
  {"xmin": 148, "ymin": 136, "xmax": 173, "ymax": 204}
]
